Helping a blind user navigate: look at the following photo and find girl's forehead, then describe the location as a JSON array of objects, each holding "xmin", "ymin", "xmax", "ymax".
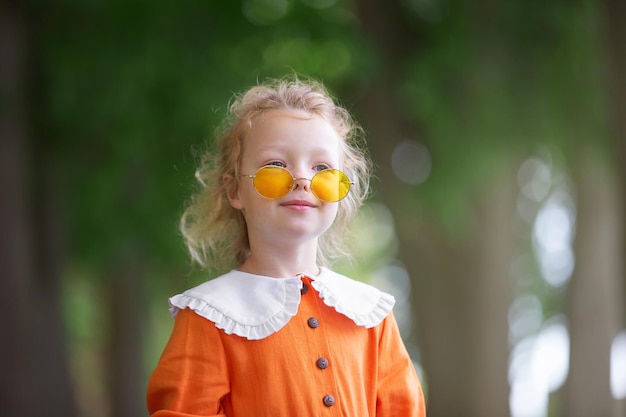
[
  {"xmin": 248, "ymin": 111, "xmax": 339, "ymax": 142},
  {"xmin": 241, "ymin": 110, "xmax": 343, "ymax": 161}
]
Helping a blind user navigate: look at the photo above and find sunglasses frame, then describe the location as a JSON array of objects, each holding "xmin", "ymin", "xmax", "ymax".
[{"xmin": 241, "ymin": 166, "xmax": 352, "ymax": 203}]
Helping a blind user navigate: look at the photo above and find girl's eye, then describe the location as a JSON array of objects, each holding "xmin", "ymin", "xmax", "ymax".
[
  {"xmin": 265, "ymin": 161, "xmax": 285, "ymax": 168},
  {"xmin": 314, "ymin": 164, "xmax": 331, "ymax": 172}
]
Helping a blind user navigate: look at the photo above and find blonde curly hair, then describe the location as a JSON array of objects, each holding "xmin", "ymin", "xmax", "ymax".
[{"xmin": 180, "ymin": 76, "xmax": 371, "ymax": 272}]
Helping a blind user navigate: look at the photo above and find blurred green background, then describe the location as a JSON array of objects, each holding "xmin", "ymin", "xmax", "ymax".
[{"xmin": 2, "ymin": 1, "xmax": 625, "ymax": 416}]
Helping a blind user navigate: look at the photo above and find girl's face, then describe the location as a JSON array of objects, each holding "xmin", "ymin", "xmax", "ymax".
[{"xmin": 228, "ymin": 110, "xmax": 343, "ymax": 251}]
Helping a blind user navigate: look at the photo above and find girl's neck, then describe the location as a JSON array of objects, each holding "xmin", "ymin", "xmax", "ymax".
[{"xmin": 239, "ymin": 241, "xmax": 320, "ymax": 279}]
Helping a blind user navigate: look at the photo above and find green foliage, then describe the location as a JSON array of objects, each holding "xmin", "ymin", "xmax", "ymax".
[
  {"xmin": 391, "ymin": 0, "xmax": 607, "ymax": 237},
  {"xmin": 32, "ymin": 0, "xmax": 609, "ymax": 274},
  {"xmin": 36, "ymin": 0, "xmax": 375, "ymax": 273}
]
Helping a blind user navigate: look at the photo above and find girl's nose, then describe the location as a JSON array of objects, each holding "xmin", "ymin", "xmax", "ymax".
[{"xmin": 292, "ymin": 176, "xmax": 311, "ymax": 192}]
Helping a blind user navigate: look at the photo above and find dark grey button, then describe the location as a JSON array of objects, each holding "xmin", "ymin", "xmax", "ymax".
[
  {"xmin": 323, "ymin": 394, "xmax": 335, "ymax": 407},
  {"xmin": 316, "ymin": 357, "xmax": 329, "ymax": 369},
  {"xmin": 300, "ymin": 283, "xmax": 309, "ymax": 295},
  {"xmin": 307, "ymin": 317, "xmax": 319, "ymax": 328}
]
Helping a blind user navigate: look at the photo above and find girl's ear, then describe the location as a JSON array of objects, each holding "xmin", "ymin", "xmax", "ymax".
[{"xmin": 223, "ymin": 174, "xmax": 244, "ymax": 210}]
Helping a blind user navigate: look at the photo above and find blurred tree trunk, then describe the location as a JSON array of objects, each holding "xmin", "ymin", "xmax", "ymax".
[
  {"xmin": 0, "ymin": 2, "xmax": 77, "ymax": 416},
  {"xmin": 561, "ymin": 2, "xmax": 626, "ymax": 416},
  {"xmin": 29, "ymin": 153, "xmax": 77, "ymax": 417},
  {"xmin": 563, "ymin": 148, "xmax": 623, "ymax": 417},
  {"xmin": 0, "ymin": 5, "xmax": 35, "ymax": 415},
  {"xmin": 604, "ymin": 0, "xmax": 626, "ymax": 327},
  {"xmin": 354, "ymin": 2, "xmax": 514, "ymax": 416},
  {"xmin": 564, "ymin": 3, "xmax": 626, "ymax": 416},
  {"xmin": 605, "ymin": 0, "xmax": 626, "ymax": 413},
  {"xmin": 410, "ymin": 170, "xmax": 517, "ymax": 417},
  {"xmin": 107, "ymin": 259, "xmax": 146, "ymax": 417}
]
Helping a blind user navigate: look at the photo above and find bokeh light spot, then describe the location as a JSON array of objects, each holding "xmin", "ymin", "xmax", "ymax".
[
  {"xmin": 518, "ymin": 158, "xmax": 551, "ymax": 202},
  {"xmin": 508, "ymin": 294, "xmax": 543, "ymax": 344},
  {"xmin": 532, "ymin": 192, "xmax": 576, "ymax": 287},
  {"xmin": 509, "ymin": 317, "xmax": 569, "ymax": 417},
  {"xmin": 391, "ymin": 140, "xmax": 432, "ymax": 185},
  {"xmin": 611, "ymin": 330, "xmax": 626, "ymax": 399}
]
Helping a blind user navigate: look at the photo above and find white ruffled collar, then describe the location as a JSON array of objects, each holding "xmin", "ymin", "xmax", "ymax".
[{"xmin": 168, "ymin": 267, "xmax": 395, "ymax": 340}]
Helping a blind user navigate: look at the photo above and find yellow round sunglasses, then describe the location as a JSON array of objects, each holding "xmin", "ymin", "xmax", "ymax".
[{"xmin": 241, "ymin": 166, "xmax": 352, "ymax": 203}]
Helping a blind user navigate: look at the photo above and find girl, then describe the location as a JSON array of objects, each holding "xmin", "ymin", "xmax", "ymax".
[{"xmin": 146, "ymin": 77, "xmax": 426, "ymax": 417}]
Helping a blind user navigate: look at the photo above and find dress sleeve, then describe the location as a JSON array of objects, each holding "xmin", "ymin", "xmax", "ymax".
[
  {"xmin": 376, "ymin": 312, "xmax": 427, "ymax": 417},
  {"xmin": 147, "ymin": 308, "xmax": 230, "ymax": 417}
]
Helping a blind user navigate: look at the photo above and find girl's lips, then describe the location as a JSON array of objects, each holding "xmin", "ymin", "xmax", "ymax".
[{"xmin": 281, "ymin": 199, "xmax": 316, "ymax": 208}]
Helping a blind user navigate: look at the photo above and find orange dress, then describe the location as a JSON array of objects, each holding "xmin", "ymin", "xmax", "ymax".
[{"xmin": 147, "ymin": 268, "xmax": 426, "ymax": 417}]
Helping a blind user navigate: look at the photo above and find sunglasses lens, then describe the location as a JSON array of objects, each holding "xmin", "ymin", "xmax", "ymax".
[
  {"xmin": 311, "ymin": 169, "xmax": 351, "ymax": 202},
  {"xmin": 253, "ymin": 167, "xmax": 293, "ymax": 199}
]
